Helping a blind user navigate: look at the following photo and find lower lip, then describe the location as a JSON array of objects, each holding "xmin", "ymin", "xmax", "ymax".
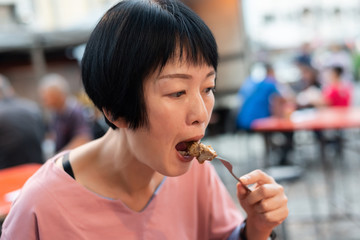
[{"xmin": 176, "ymin": 151, "xmax": 195, "ymax": 162}]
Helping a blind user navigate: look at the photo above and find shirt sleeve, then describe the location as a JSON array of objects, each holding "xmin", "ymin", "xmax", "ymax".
[
  {"xmin": 1, "ymin": 184, "xmax": 40, "ymax": 240},
  {"xmin": 227, "ymin": 225, "xmax": 241, "ymax": 240}
]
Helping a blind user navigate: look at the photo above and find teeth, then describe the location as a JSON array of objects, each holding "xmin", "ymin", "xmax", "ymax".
[{"xmin": 178, "ymin": 150, "xmax": 189, "ymax": 156}]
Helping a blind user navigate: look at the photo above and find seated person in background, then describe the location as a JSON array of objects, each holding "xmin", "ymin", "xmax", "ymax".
[
  {"xmin": 90, "ymin": 108, "xmax": 109, "ymax": 139},
  {"xmin": 292, "ymin": 61, "xmax": 323, "ymax": 110},
  {"xmin": 38, "ymin": 73, "xmax": 92, "ymax": 153},
  {"xmin": 322, "ymin": 65, "xmax": 352, "ymax": 107},
  {"xmin": 77, "ymin": 90, "xmax": 109, "ymax": 140},
  {"xmin": 0, "ymin": 74, "xmax": 45, "ymax": 169},
  {"xmin": 236, "ymin": 63, "xmax": 287, "ymax": 130},
  {"xmin": 314, "ymin": 65, "xmax": 352, "ymax": 156},
  {"xmin": 236, "ymin": 63, "xmax": 294, "ymax": 165},
  {"xmin": 1, "ymin": 1, "xmax": 288, "ymax": 239}
]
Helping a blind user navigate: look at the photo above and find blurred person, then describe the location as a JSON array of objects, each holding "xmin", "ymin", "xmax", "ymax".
[
  {"xmin": 295, "ymin": 43, "xmax": 313, "ymax": 68},
  {"xmin": 90, "ymin": 108, "xmax": 109, "ymax": 139},
  {"xmin": 38, "ymin": 73, "xmax": 92, "ymax": 153},
  {"xmin": 236, "ymin": 63, "xmax": 294, "ymax": 165},
  {"xmin": 291, "ymin": 60, "xmax": 323, "ymax": 109},
  {"xmin": 77, "ymin": 90, "xmax": 109, "ymax": 139},
  {"xmin": 1, "ymin": 1, "xmax": 288, "ymax": 239},
  {"xmin": 289, "ymin": 51, "xmax": 315, "ymax": 93},
  {"xmin": 317, "ymin": 65, "xmax": 352, "ymax": 156},
  {"xmin": 314, "ymin": 43, "xmax": 354, "ymax": 85},
  {"xmin": 290, "ymin": 60, "xmax": 326, "ymax": 153},
  {"xmin": 322, "ymin": 66, "xmax": 352, "ymax": 107},
  {"xmin": 0, "ymin": 74, "xmax": 45, "ymax": 169},
  {"xmin": 236, "ymin": 63, "xmax": 288, "ymax": 130}
]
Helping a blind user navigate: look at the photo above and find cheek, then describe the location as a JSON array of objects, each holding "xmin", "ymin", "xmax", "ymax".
[
  {"xmin": 127, "ymin": 113, "xmax": 178, "ymax": 169},
  {"xmin": 148, "ymin": 104, "xmax": 183, "ymax": 135},
  {"xmin": 206, "ymin": 97, "xmax": 215, "ymax": 122},
  {"xmin": 145, "ymin": 90, "xmax": 184, "ymax": 128}
]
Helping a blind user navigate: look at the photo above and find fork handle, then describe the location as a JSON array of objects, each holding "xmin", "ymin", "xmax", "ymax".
[
  {"xmin": 215, "ymin": 157, "xmax": 251, "ymax": 193},
  {"xmin": 231, "ymin": 173, "xmax": 252, "ymax": 193},
  {"xmin": 238, "ymin": 178, "xmax": 251, "ymax": 193}
]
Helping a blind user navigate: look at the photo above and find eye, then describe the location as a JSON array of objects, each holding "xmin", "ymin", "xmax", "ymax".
[
  {"xmin": 205, "ymin": 87, "xmax": 216, "ymax": 94},
  {"xmin": 169, "ymin": 90, "xmax": 186, "ymax": 98}
]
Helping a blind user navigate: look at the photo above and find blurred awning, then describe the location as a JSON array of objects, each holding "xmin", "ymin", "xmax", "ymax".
[
  {"xmin": 0, "ymin": 28, "xmax": 92, "ymax": 79},
  {"xmin": 0, "ymin": 29, "xmax": 91, "ymax": 53}
]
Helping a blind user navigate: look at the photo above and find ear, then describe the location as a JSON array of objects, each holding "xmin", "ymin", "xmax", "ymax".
[{"xmin": 102, "ymin": 108, "xmax": 128, "ymax": 128}]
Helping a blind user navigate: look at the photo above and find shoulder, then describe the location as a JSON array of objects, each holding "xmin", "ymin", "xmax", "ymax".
[
  {"xmin": 263, "ymin": 79, "xmax": 279, "ymax": 91},
  {"xmin": 10, "ymin": 160, "xmax": 60, "ymax": 208},
  {"xmin": 1, "ymin": 158, "xmax": 65, "ymax": 236},
  {"xmin": 5, "ymin": 153, "xmax": 71, "ymax": 217},
  {"xmin": 323, "ymin": 84, "xmax": 336, "ymax": 94}
]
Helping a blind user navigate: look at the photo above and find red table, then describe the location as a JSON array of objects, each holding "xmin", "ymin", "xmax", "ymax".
[
  {"xmin": 0, "ymin": 163, "xmax": 42, "ymax": 220},
  {"xmin": 252, "ymin": 107, "xmax": 360, "ymax": 131},
  {"xmin": 252, "ymin": 106, "xmax": 360, "ymax": 216},
  {"xmin": 251, "ymin": 107, "xmax": 360, "ymax": 169}
]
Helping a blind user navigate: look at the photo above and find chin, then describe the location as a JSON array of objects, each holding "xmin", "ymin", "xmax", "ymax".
[{"xmin": 161, "ymin": 161, "xmax": 193, "ymax": 177}]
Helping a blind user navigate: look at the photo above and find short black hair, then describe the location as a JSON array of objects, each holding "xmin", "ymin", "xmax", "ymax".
[
  {"xmin": 81, "ymin": 0, "xmax": 218, "ymax": 130},
  {"xmin": 331, "ymin": 65, "xmax": 343, "ymax": 77},
  {"xmin": 264, "ymin": 63, "xmax": 273, "ymax": 74}
]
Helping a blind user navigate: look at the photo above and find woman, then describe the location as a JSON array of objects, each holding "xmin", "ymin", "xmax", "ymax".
[{"xmin": 1, "ymin": 1, "xmax": 288, "ymax": 239}]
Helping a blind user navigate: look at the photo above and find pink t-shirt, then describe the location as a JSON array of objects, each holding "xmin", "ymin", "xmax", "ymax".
[
  {"xmin": 322, "ymin": 83, "xmax": 352, "ymax": 107},
  {"xmin": 1, "ymin": 153, "xmax": 243, "ymax": 240}
]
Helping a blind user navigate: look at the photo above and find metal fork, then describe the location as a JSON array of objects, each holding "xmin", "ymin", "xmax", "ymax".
[{"xmin": 215, "ymin": 157, "xmax": 251, "ymax": 193}]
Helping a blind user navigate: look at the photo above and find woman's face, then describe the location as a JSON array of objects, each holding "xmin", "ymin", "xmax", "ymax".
[{"xmin": 124, "ymin": 58, "xmax": 216, "ymax": 176}]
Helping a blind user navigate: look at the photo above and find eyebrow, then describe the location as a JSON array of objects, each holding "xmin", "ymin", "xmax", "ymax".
[{"xmin": 158, "ymin": 70, "xmax": 216, "ymax": 80}]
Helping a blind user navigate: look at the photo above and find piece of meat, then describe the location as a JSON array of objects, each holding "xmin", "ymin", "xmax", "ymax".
[{"xmin": 187, "ymin": 142, "xmax": 217, "ymax": 163}]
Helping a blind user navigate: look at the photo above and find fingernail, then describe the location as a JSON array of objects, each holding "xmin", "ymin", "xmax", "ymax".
[{"xmin": 240, "ymin": 175, "xmax": 249, "ymax": 181}]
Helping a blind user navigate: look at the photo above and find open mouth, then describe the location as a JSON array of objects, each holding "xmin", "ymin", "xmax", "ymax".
[
  {"xmin": 176, "ymin": 141, "xmax": 218, "ymax": 164},
  {"xmin": 175, "ymin": 141, "xmax": 195, "ymax": 157}
]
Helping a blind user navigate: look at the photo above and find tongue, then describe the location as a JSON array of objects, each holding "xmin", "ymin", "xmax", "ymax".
[{"xmin": 175, "ymin": 142, "xmax": 188, "ymax": 151}]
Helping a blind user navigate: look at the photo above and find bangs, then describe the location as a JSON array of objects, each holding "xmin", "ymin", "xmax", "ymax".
[{"xmin": 135, "ymin": 1, "xmax": 218, "ymax": 76}]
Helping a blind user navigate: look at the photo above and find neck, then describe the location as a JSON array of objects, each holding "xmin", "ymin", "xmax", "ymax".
[
  {"xmin": 68, "ymin": 128, "xmax": 164, "ymax": 211},
  {"xmin": 97, "ymin": 129, "xmax": 164, "ymax": 195}
]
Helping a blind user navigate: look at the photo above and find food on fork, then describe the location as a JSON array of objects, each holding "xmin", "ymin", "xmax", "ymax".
[{"xmin": 180, "ymin": 141, "xmax": 218, "ymax": 163}]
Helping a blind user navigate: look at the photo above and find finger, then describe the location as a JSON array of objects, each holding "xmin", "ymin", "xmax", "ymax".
[
  {"xmin": 254, "ymin": 191, "xmax": 288, "ymax": 214},
  {"xmin": 246, "ymin": 183, "xmax": 284, "ymax": 206},
  {"xmin": 257, "ymin": 204, "xmax": 289, "ymax": 227},
  {"xmin": 239, "ymin": 169, "xmax": 276, "ymax": 186},
  {"xmin": 237, "ymin": 182, "xmax": 250, "ymax": 200}
]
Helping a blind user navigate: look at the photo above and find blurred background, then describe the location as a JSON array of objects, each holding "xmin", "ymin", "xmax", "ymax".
[{"xmin": 1, "ymin": 0, "xmax": 360, "ymax": 239}]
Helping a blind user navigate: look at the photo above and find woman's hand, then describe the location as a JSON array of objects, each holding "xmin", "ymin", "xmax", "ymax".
[{"xmin": 237, "ymin": 169, "xmax": 289, "ymax": 240}]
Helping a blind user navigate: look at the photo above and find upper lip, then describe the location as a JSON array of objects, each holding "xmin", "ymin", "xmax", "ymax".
[{"xmin": 182, "ymin": 135, "xmax": 204, "ymax": 143}]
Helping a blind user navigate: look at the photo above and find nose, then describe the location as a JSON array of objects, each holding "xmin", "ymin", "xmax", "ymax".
[{"xmin": 186, "ymin": 93, "xmax": 211, "ymax": 126}]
